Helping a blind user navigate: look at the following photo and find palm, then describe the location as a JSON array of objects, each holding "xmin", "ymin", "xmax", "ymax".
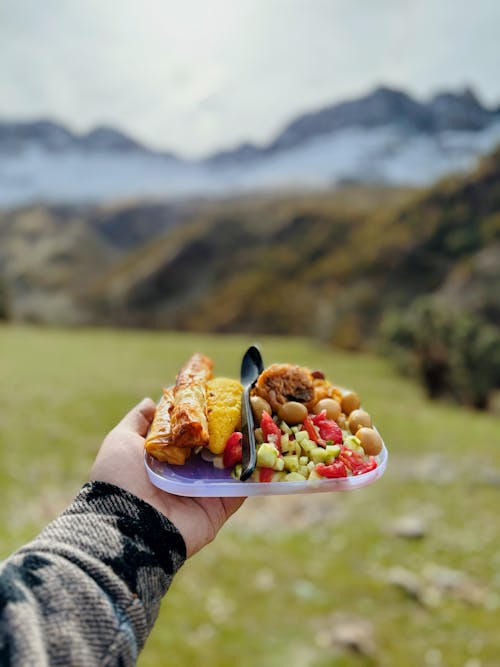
[{"xmin": 91, "ymin": 399, "xmax": 244, "ymax": 557}]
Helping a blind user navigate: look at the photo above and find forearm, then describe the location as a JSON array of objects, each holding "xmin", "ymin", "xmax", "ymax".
[{"xmin": 0, "ymin": 482, "xmax": 186, "ymax": 666}]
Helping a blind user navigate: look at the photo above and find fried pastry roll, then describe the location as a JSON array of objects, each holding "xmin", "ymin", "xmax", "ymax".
[
  {"xmin": 144, "ymin": 388, "xmax": 191, "ymax": 465},
  {"xmin": 170, "ymin": 352, "xmax": 213, "ymax": 447}
]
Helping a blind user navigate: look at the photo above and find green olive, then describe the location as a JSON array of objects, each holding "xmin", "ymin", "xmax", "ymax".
[
  {"xmin": 348, "ymin": 409, "xmax": 372, "ymax": 434},
  {"xmin": 250, "ymin": 395, "xmax": 272, "ymax": 423},
  {"xmin": 278, "ymin": 401, "xmax": 308, "ymax": 425},
  {"xmin": 356, "ymin": 427, "xmax": 383, "ymax": 456},
  {"xmin": 337, "ymin": 413, "xmax": 347, "ymax": 429},
  {"xmin": 313, "ymin": 398, "xmax": 341, "ymax": 421},
  {"xmin": 341, "ymin": 391, "xmax": 361, "ymax": 415}
]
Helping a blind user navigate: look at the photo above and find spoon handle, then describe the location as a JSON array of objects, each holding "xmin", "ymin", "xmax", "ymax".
[{"xmin": 240, "ymin": 385, "xmax": 257, "ymax": 481}]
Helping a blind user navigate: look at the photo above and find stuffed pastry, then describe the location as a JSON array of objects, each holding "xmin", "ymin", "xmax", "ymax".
[
  {"xmin": 144, "ymin": 388, "xmax": 191, "ymax": 465},
  {"xmin": 170, "ymin": 352, "xmax": 213, "ymax": 448}
]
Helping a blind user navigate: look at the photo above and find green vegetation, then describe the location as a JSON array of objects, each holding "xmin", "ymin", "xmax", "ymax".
[
  {"xmin": 382, "ymin": 297, "xmax": 500, "ymax": 409},
  {"xmin": 1, "ymin": 325, "xmax": 500, "ymax": 666}
]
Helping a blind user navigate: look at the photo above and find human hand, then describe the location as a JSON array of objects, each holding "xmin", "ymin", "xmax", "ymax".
[{"xmin": 90, "ymin": 398, "xmax": 245, "ymax": 557}]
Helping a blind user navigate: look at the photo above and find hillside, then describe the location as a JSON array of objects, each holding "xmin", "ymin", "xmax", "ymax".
[
  {"xmin": 1, "ymin": 149, "xmax": 499, "ymax": 346},
  {"xmin": 85, "ymin": 151, "xmax": 500, "ymax": 347},
  {"xmin": 0, "ymin": 199, "xmax": 199, "ymax": 322}
]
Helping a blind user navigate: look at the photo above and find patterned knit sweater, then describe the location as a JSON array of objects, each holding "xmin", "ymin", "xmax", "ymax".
[{"xmin": 0, "ymin": 481, "xmax": 186, "ymax": 666}]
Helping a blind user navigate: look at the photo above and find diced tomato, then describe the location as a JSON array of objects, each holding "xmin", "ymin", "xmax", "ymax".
[
  {"xmin": 311, "ymin": 410, "xmax": 327, "ymax": 425},
  {"xmin": 316, "ymin": 461, "xmax": 347, "ymax": 478},
  {"xmin": 260, "ymin": 411, "xmax": 282, "ymax": 451},
  {"xmin": 223, "ymin": 432, "xmax": 243, "ymax": 468},
  {"xmin": 338, "ymin": 446, "xmax": 377, "ymax": 476},
  {"xmin": 259, "ymin": 467, "xmax": 274, "ymax": 483},
  {"xmin": 303, "ymin": 415, "xmax": 324, "ymax": 445},
  {"xmin": 311, "ymin": 410, "xmax": 343, "ymax": 444},
  {"xmin": 317, "ymin": 419, "xmax": 343, "ymax": 444}
]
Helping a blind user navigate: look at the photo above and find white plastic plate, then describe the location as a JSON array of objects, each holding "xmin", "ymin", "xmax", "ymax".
[{"xmin": 145, "ymin": 441, "xmax": 388, "ymax": 497}]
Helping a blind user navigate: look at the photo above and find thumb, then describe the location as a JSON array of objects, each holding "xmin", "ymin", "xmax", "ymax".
[{"xmin": 117, "ymin": 397, "xmax": 157, "ymax": 436}]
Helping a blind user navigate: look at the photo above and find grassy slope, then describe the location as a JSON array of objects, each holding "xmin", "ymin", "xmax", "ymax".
[{"xmin": 1, "ymin": 325, "xmax": 499, "ymax": 666}]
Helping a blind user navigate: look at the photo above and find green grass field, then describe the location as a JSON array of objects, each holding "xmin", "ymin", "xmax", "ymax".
[{"xmin": 1, "ymin": 325, "xmax": 499, "ymax": 666}]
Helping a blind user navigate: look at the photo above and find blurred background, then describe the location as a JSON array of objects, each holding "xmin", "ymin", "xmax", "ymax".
[{"xmin": 1, "ymin": 1, "xmax": 500, "ymax": 665}]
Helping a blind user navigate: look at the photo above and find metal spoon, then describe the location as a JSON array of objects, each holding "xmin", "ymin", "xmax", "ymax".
[{"xmin": 239, "ymin": 345, "xmax": 264, "ymax": 481}]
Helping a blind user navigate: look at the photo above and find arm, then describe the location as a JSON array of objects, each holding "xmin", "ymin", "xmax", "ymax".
[{"xmin": 0, "ymin": 399, "xmax": 244, "ymax": 666}]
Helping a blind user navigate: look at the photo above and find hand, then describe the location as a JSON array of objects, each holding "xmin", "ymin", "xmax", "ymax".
[{"xmin": 90, "ymin": 398, "xmax": 245, "ymax": 558}]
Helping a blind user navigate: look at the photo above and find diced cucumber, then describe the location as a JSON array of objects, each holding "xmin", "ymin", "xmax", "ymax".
[
  {"xmin": 280, "ymin": 421, "xmax": 293, "ymax": 436},
  {"xmin": 299, "ymin": 456, "xmax": 309, "ymax": 466},
  {"xmin": 283, "ymin": 454, "xmax": 299, "ymax": 472},
  {"xmin": 300, "ymin": 439, "xmax": 316, "ymax": 455},
  {"xmin": 308, "ymin": 469, "xmax": 324, "ymax": 481},
  {"xmin": 325, "ymin": 444, "xmax": 341, "ymax": 462},
  {"xmin": 307, "ymin": 460, "xmax": 315, "ymax": 471},
  {"xmin": 273, "ymin": 471, "xmax": 287, "ymax": 482},
  {"xmin": 288, "ymin": 440, "xmax": 302, "ymax": 457},
  {"xmin": 291, "ymin": 426, "xmax": 300, "ymax": 434},
  {"xmin": 298, "ymin": 465, "xmax": 309, "ymax": 477},
  {"xmin": 231, "ymin": 464, "xmax": 242, "ymax": 479},
  {"xmin": 257, "ymin": 442, "xmax": 279, "ymax": 468},
  {"xmin": 280, "ymin": 433, "xmax": 290, "ymax": 452},
  {"xmin": 310, "ymin": 447, "xmax": 330, "ymax": 464},
  {"xmin": 273, "ymin": 457, "xmax": 285, "ymax": 472},
  {"xmin": 285, "ymin": 472, "xmax": 307, "ymax": 482},
  {"xmin": 294, "ymin": 430, "xmax": 308, "ymax": 443}
]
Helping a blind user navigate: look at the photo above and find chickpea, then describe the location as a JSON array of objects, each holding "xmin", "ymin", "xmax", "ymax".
[
  {"xmin": 341, "ymin": 391, "xmax": 361, "ymax": 415},
  {"xmin": 337, "ymin": 413, "xmax": 347, "ymax": 429},
  {"xmin": 278, "ymin": 401, "xmax": 308, "ymax": 425},
  {"xmin": 348, "ymin": 409, "xmax": 372, "ymax": 434},
  {"xmin": 250, "ymin": 395, "xmax": 272, "ymax": 423},
  {"xmin": 356, "ymin": 427, "xmax": 383, "ymax": 456},
  {"xmin": 313, "ymin": 398, "xmax": 341, "ymax": 421}
]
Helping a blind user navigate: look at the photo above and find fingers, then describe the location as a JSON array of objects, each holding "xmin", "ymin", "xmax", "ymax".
[
  {"xmin": 223, "ymin": 497, "xmax": 246, "ymax": 519},
  {"xmin": 117, "ymin": 397, "xmax": 157, "ymax": 436}
]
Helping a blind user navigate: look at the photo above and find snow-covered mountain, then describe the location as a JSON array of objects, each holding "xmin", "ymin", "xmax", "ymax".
[{"xmin": 2, "ymin": 86, "xmax": 500, "ymax": 206}]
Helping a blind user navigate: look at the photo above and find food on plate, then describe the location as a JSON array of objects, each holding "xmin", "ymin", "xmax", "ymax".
[
  {"xmin": 206, "ymin": 377, "xmax": 243, "ymax": 454},
  {"xmin": 354, "ymin": 427, "xmax": 383, "ymax": 456},
  {"xmin": 253, "ymin": 363, "xmax": 315, "ymax": 412},
  {"xmin": 144, "ymin": 389, "xmax": 191, "ymax": 465},
  {"xmin": 145, "ymin": 353, "xmax": 242, "ymax": 464},
  {"xmin": 170, "ymin": 352, "xmax": 213, "ymax": 448},
  {"xmin": 145, "ymin": 352, "xmax": 384, "ymax": 485}
]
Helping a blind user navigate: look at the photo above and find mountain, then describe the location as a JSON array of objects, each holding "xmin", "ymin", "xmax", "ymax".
[
  {"xmin": 2, "ymin": 85, "xmax": 500, "ymax": 206},
  {"xmin": 83, "ymin": 148, "xmax": 500, "ymax": 345},
  {"xmin": 1, "ymin": 145, "xmax": 499, "ymax": 340}
]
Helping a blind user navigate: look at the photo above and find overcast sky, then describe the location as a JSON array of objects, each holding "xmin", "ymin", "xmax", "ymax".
[{"xmin": 1, "ymin": 0, "xmax": 500, "ymax": 157}]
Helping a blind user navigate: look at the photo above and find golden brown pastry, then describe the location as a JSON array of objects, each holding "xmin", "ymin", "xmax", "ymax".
[
  {"xmin": 170, "ymin": 352, "xmax": 213, "ymax": 448},
  {"xmin": 144, "ymin": 388, "xmax": 191, "ymax": 465}
]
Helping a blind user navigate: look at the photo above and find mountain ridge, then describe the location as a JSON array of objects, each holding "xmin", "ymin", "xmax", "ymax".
[{"xmin": 2, "ymin": 84, "xmax": 500, "ymax": 206}]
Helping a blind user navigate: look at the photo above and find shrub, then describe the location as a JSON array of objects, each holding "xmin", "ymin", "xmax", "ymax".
[{"xmin": 381, "ymin": 297, "xmax": 500, "ymax": 409}]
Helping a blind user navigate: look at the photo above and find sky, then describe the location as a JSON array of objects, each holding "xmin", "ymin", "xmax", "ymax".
[{"xmin": 1, "ymin": 0, "xmax": 500, "ymax": 157}]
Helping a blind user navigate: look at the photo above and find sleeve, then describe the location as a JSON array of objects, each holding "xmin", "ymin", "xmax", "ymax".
[{"xmin": 0, "ymin": 481, "xmax": 186, "ymax": 667}]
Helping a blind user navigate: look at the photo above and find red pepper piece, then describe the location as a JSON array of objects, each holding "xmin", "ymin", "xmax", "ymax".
[
  {"xmin": 316, "ymin": 460, "xmax": 347, "ymax": 478},
  {"xmin": 260, "ymin": 411, "xmax": 282, "ymax": 451},
  {"xmin": 303, "ymin": 415, "xmax": 325, "ymax": 446},
  {"xmin": 259, "ymin": 467, "xmax": 274, "ymax": 483},
  {"xmin": 223, "ymin": 431, "xmax": 243, "ymax": 468}
]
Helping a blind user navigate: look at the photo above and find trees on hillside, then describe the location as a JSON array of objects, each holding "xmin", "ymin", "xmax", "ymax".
[{"xmin": 381, "ymin": 297, "xmax": 500, "ymax": 410}]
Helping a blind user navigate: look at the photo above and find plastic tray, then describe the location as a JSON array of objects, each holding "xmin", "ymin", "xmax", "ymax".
[{"xmin": 145, "ymin": 440, "xmax": 388, "ymax": 497}]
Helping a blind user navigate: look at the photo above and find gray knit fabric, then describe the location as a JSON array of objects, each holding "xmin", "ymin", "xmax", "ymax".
[{"xmin": 0, "ymin": 481, "xmax": 186, "ymax": 666}]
